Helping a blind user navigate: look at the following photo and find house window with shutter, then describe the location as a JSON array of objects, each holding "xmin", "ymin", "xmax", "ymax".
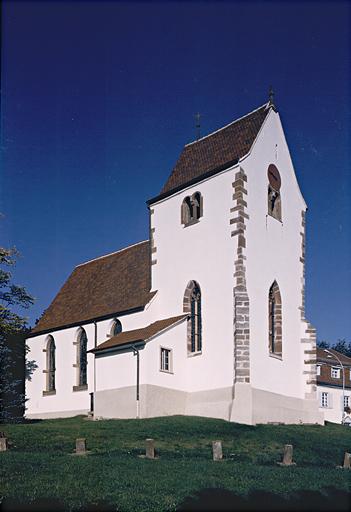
[{"xmin": 181, "ymin": 192, "xmax": 203, "ymax": 226}]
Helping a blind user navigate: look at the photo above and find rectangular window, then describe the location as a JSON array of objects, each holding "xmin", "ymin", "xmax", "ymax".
[
  {"xmin": 320, "ymin": 392, "xmax": 329, "ymax": 408},
  {"xmin": 331, "ymin": 367, "xmax": 340, "ymax": 379},
  {"xmin": 316, "ymin": 365, "xmax": 321, "ymax": 376},
  {"xmin": 344, "ymin": 396, "xmax": 350, "ymax": 409},
  {"xmin": 160, "ymin": 347, "xmax": 172, "ymax": 373}
]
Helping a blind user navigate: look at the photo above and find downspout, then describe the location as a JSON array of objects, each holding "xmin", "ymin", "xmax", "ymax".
[
  {"xmin": 93, "ymin": 320, "xmax": 97, "ymax": 415},
  {"xmin": 131, "ymin": 345, "xmax": 140, "ymax": 418}
]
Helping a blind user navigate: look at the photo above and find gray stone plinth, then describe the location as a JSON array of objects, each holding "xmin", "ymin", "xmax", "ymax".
[
  {"xmin": 0, "ymin": 438, "xmax": 8, "ymax": 452},
  {"xmin": 76, "ymin": 438, "xmax": 87, "ymax": 454},
  {"xmin": 212, "ymin": 440, "xmax": 223, "ymax": 461},
  {"xmin": 343, "ymin": 452, "xmax": 351, "ymax": 469},
  {"xmin": 278, "ymin": 444, "xmax": 295, "ymax": 466},
  {"xmin": 146, "ymin": 438, "xmax": 155, "ymax": 459}
]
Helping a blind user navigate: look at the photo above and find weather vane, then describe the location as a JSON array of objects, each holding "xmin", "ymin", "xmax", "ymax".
[{"xmin": 194, "ymin": 112, "xmax": 201, "ymax": 140}]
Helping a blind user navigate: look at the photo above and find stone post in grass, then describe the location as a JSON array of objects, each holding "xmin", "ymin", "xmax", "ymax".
[
  {"xmin": 146, "ymin": 438, "xmax": 155, "ymax": 459},
  {"xmin": 278, "ymin": 444, "xmax": 295, "ymax": 466},
  {"xmin": 343, "ymin": 452, "xmax": 351, "ymax": 469},
  {"xmin": 0, "ymin": 436, "xmax": 8, "ymax": 452},
  {"xmin": 75, "ymin": 438, "xmax": 87, "ymax": 455},
  {"xmin": 212, "ymin": 440, "xmax": 223, "ymax": 461}
]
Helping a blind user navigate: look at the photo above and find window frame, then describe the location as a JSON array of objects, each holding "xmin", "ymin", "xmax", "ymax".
[
  {"xmin": 331, "ymin": 366, "xmax": 340, "ymax": 379},
  {"xmin": 160, "ymin": 346, "xmax": 173, "ymax": 373},
  {"xmin": 73, "ymin": 327, "xmax": 88, "ymax": 391},
  {"xmin": 320, "ymin": 392, "xmax": 329, "ymax": 408}
]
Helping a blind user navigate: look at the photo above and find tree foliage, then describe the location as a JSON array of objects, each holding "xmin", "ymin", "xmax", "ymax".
[
  {"xmin": 317, "ymin": 338, "xmax": 351, "ymax": 358},
  {"xmin": 0, "ymin": 247, "xmax": 36, "ymax": 422}
]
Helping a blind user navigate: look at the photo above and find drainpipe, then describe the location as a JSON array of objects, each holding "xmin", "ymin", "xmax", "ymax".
[
  {"xmin": 131, "ymin": 345, "xmax": 140, "ymax": 418},
  {"xmin": 92, "ymin": 321, "xmax": 97, "ymax": 415}
]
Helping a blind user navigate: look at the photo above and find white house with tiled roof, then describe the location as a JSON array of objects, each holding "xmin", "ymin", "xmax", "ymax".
[
  {"xmin": 26, "ymin": 97, "xmax": 323, "ymax": 425},
  {"xmin": 317, "ymin": 348, "xmax": 351, "ymax": 424}
]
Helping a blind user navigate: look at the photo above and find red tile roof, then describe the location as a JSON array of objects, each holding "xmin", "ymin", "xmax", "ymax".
[
  {"xmin": 90, "ymin": 315, "xmax": 187, "ymax": 353},
  {"xmin": 316, "ymin": 348, "xmax": 351, "ymax": 389},
  {"xmin": 160, "ymin": 103, "xmax": 271, "ymax": 195},
  {"xmin": 31, "ymin": 241, "xmax": 155, "ymax": 336}
]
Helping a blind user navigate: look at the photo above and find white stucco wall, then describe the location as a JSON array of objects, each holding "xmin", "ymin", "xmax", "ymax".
[
  {"xmin": 318, "ymin": 385, "xmax": 351, "ymax": 424},
  {"xmin": 149, "ymin": 165, "xmax": 238, "ymax": 393},
  {"xmin": 244, "ymin": 109, "xmax": 307, "ymax": 399},
  {"xmin": 25, "ymin": 308, "xmax": 151, "ymax": 417}
]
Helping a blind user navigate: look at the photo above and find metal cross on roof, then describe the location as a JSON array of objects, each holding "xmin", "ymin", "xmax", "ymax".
[{"xmin": 194, "ymin": 112, "xmax": 201, "ymax": 140}]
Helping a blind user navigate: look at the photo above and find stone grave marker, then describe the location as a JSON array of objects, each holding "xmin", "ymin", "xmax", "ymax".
[{"xmin": 212, "ymin": 440, "xmax": 223, "ymax": 461}]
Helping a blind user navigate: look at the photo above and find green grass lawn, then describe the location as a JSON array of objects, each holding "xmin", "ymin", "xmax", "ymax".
[{"xmin": 0, "ymin": 415, "xmax": 350, "ymax": 511}]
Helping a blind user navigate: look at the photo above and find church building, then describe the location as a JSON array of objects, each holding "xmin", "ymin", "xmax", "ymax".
[{"xmin": 26, "ymin": 96, "xmax": 324, "ymax": 425}]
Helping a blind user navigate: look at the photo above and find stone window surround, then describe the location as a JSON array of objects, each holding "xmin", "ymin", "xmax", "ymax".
[
  {"xmin": 73, "ymin": 327, "xmax": 88, "ymax": 390},
  {"xmin": 160, "ymin": 346, "xmax": 173, "ymax": 374},
  {"xmin": 42, "ymin": 335, "xmax": 56, "ymax": 395},
  {"xmin": 268, "ymin": 281, "xmax": 282, "ymax": 358},
  {"xmin": 183, "ymin": 280, "xmax": 202, "ymax": 356},
  {"xmin": 181, "ymin": 192, "xmax": 203, "ymax": 227}
]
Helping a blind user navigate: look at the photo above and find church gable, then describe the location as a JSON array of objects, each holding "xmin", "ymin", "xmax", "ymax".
[
  {"xmin": 160, "ymin": 103, "xmax": 271, "ymax": 197},
  {"xmin": 31, "ymin": 241, "xmax": 155, "ymax": 336}
]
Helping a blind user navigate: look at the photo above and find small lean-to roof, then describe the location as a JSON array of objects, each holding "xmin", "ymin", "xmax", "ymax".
[
  {"xmin": 90, "ymin": 314, "xmax": 187, "ymax": 353},
  {"xmin": 31, "ymin": 241, "xmax": 155, "ymax": 336},
  {"xmin": 158, "ymin": 102, "xmax": 272, "ymax": 198}
]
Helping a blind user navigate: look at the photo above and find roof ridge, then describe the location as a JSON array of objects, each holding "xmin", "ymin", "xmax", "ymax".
[
  {"xmin": 184, "ymin": 102, "xmax": 270, "ymax": 148},
  {"xmin": 76, "ymin": 240, "xmax": 149, "ymax": 268}
]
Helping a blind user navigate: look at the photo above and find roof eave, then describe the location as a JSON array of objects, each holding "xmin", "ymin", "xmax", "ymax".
[
  {"xmin": 27, "ymin": 305, "xmax": 147, "ymax": 339},
  {"xmin": 147, "ymin": 157, "xmax": 240, "ymax": 206}
]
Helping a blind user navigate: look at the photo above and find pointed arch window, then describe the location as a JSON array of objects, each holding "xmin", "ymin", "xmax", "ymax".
[
  {"xmin": 268, "ymin": 281, "xmax": 282, "ymax": 357},
  {"xmin": 267, "ymin": 164, "xmax": 282, "ymax": 222},
  {"xmin": 181, "ymin": 192, "xmax": 203, "ymax": 226},
  {"xmin": 111, "ymin": 319, "xmax": 122, "ymax": 337},
  {"xmin": 45, "ymin": 335, "xmax": 56, "ymax": 393},
  {"xmin": 76, "ymin": 328, "xmax": 88, "ymax": 388},
  {"xmin": 183, "ymin": 280, "xmax": 202, "ymax": 354}
]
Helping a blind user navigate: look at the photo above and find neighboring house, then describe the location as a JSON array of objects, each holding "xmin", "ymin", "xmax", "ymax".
[
  {"xmin": 317, "ymin": 348, "xmax": 351, "ymax": 424},
  {"xmin": 26, "ymin": 96, "xmax": 324, "ymax": 425}
]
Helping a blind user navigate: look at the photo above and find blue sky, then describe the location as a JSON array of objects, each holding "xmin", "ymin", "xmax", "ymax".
[{"xmin": 1, "ymin": 0, "xmax": 350, "ymax": 342}]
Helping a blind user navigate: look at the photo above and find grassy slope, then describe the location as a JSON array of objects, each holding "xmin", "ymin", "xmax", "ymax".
[{"xmin": 0, "ymin": 415, "xmax": 350, "ymax": 511}]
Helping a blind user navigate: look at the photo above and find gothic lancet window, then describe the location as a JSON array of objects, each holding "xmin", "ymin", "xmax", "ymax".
[
  {"xmin": 181, "ymin": 192, "xmax": 203, "ymax": 226},
  {"xmin": 183, "ymin": 280, "xmax": 202, "ymax": 354},
  {"xmin": 268, "ymin": 281, "xmax": 282, "ymax": 357},
  {"xmin": 46, "ymin": 336, "xmax": 56, "ymax": 392},
  {"xmin": 77, "ymin": 328, "xmax": 88, "ymax": 387},
  {"xmin": 267, "ymin": 164, "xmax": 282, "ymax": 222}
]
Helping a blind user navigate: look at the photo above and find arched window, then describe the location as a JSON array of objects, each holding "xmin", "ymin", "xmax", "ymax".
[
  {"xmin": 46, "ymin": 335, "xmax": 56, "ymax": 392},
  {"xmin": 268, "ymin": 281, "xmax": 282, "ymax": 357},
  {"xmin": 181, "ymin": 192, "xmax": 203, "ymax": 226},
  {"xmin": 77, "ymin": 328, "xmax": 88, "ymax": 387},
  {"xmin": 181, "ymin": 196, "xmax": 193, "ymax": 225},
  {"xmin": 192, "ymin": 192, "xmax": 203, "ymax": 220},
  {"xmin": 183, "ymin": 280, "xmax": 202, "ymax": 354},
  {"xmin": 111, "ymin": 319, "xmax": 122, "ymax": 337},
  {"xmin": 267, "ymin": 164, "xmax": 282, "ymax": 221}
]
